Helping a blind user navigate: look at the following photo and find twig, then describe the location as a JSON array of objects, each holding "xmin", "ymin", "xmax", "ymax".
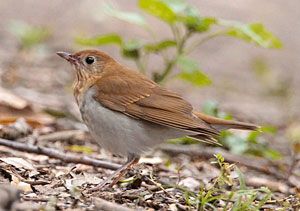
[
  {"xmin": 246, "ymin": 177, "xmax": 289, "ymax": 193},
  {"xmin": 159, "ymin": 144, "xmax": 285, "ymax": 180},
  {"xmin": 7, "ymin": 167, "xmax": 51, "ymax": 186},
  {"xmin": 93, "ymin": 198, "xmax": 134, "ymax": 211},
  {"xmin": 155, "ymin": 28, "xmax": 192, "ymax": 84},
  {"xmin": 0, "ymin": 138, "xmax": 120, "ymax": 170}
]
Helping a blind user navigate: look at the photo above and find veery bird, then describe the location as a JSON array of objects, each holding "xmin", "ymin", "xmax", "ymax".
[{"xmin": 57, "ymin": 50, "xmax": 258, "ymax": 189}]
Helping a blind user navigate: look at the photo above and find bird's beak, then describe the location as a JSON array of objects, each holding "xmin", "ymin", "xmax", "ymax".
[{"xmin": 56, "ymin": 51, "xmax": 78, "ymax": 64}]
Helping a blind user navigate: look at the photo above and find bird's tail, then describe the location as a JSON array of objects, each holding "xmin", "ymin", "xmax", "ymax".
[{"xmin": 194, "ymin": 112, "xmax": 259, "ymax": 131}]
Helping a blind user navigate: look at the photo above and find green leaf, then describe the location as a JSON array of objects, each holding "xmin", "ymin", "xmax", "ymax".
[
  {"xmin": 162, "ymin": 0, "xmax": 187, "ymax": 13},
  {"xmin": 75, "ymin": 33, "xmax": 123, "ymax": 46},
  {"xmin": 177, "ymin": 70, "xmax": 211, "ymax": 87},
  {"xmin": 122, "ymin": 40, "xmax": 142, "ymax": 59},
  {"xmin": 247, "ymin": 131, "xmax": 260, "ymax": 143},
  {"xmin": 160, "ymin": 0, "xmax": 217, "ymax": 32},
  {"xmin": 144, "ymin": 40, "xmax": 176, "ymax": 52},
  {"xmin": 262, "ymin": 148, "xmax": 282, "ymax": 160},
  {"xmin": 226, "ymin": 23, "xmax": 282, "ymax": 49},
  {"xmin": 214, "ymin": 153, "xmax": 225, "ymax": 163},
  {"xmin": 139, "ymin": 0, "xmax": 176, "ymax": 23},
  {"xmin": 177, "ymin": 56, "xmax": 212, "ymax": 87},
  {"xmin": 257, "ymin": 188, "xmax": 272, "ymax": 209},
  {"xmin": 201, "ymin": 100, "xmax": 232, "ymax": 119},
  {"xmin": 260, "ymin": 125, "xmax": 277, "ymax": 134},
  {"xmin": 103, "ymin": 3, "xmax": 147, "ymax": 26},
  {"xmin": 202, "ymin": 100, "xmax": 219, "ymax": 117},
  {"xmin": 185, "ymin": 17, "xmax": 217, "ymax": 32},
  {"xmin": 235, "ymin": 167, "xmax": 247, "ymax": 190},
  {"xmin": 8, "ymin": 21, "xmax": 50, "ymax": 49}
]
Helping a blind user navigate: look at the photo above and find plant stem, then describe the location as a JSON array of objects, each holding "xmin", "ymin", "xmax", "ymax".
[
  {"xmin": 171, "ymin": 24, "xmax": 181, "ymax": 44},
  {"xmin": 156, "ymin": 59, "xmax": 177, "ymax": 83},
  {"xmin": 185, "ymin": 30, "xmax": 227, "ymax": 54},
  {"xmin": 155, "ymin": 29, "xmax": 192, "ymax": 83}
]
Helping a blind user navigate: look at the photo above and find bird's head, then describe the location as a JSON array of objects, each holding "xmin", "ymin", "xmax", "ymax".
[{"xmin": 57, "ymin": 50, "xmax": 115, "ymax": 80}]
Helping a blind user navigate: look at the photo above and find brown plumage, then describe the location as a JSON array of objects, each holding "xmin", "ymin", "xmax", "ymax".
[
  {"xmin": 93, "ymin": 69, "xmax": 219, "ymax": 137},
  {"xmin": 57, "ymin": 49, "xmax": 259, "ymax": 189}
]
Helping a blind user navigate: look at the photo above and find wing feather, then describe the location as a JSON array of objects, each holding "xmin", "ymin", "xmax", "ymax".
[{"xmin": 92, "ymin": 67, "xmax": 218, "ymax": 136}]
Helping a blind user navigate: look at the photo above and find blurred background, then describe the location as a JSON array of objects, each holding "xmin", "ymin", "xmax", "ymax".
[
  {"xmin": 0, "ymin": 0, "xmax": 299, "ymax": 125},
  {"xmin": 0, "ymin": 1, "xmax": 299, "ymax": 209}
]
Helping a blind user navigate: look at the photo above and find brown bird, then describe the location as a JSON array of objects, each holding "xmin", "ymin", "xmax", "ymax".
[{"xmin": 57, "ymin": 50, "xmax": 258, "ymax": 189}]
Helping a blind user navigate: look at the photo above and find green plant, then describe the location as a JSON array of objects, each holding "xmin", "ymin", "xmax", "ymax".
[
  {"xmin": 211, "ymin": 153, "xmax": 235, "ymax": 187},
  {"xmin": 8, "ymin": 20, "xmax": 50, "ymax": 50},
  {"xmin": 220, "ymin": 126, "xmax": 282, "ymax": 160},
  {"xmin": 202, "ymin": 100, "xmax": 233, "ymax": 120},
  {"xmin": 202, "ymin": 101, "xmax": 282, "ymax": 160},
  {"xmin": 178, "ymin": 154, "xmax": 273, "ymax": 210},
  {"xmin": 76, "ymin": 0, "xmax": 281, "ymax": 86}
]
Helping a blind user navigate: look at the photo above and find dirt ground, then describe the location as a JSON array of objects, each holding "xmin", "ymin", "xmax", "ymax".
[{"xmin": 0, "ymin": 1, "xmax": 299, "ymax": 210}]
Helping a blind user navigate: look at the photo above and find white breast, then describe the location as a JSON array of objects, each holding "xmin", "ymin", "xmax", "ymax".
[{"xmin": 80, "ymin": 88, "xmax": 189, "ymax": 157}]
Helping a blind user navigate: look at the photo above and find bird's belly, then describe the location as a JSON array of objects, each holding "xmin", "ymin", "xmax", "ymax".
[{"xmin": 80, "ymin": 89, "xmax": 188, "ymax": 157}]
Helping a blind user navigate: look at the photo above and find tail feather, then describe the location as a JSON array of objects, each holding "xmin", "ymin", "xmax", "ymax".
[
  {"xmin": 194, "ymin": 112, "xmax": 259, "ymax": 131},
  {"xmin": 188, "ymin": 112, "xmax": 258, "ymax": 145}
]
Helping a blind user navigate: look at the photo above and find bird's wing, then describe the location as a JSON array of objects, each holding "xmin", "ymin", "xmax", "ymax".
[{"xmin": 92, "ymin": 68, "xmax": 218, "ymax": 137}]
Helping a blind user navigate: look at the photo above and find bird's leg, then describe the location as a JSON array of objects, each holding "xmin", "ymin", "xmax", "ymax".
[{"xmin": 90, "ymin": 154, "xmax": 140, "ymax": 191}]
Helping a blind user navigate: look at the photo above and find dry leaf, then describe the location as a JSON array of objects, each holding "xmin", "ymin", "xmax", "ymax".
[
  {"xmin": 178, "ymin": 177, "xmax": 200, "ymax": 191},
  {"xmin": 0, "ymin": 117, "xmax": 45, "ymax": 128},
  {"xmin": 0, "ymin": 157, "xmax": 35, "ymax": 170},
  {"xmin": 168, "ymin": 204, "xmax": 178, "ymax": 211},
  {"xmin": 66, "ymin": 172, "xmax": 102, "ymax": 188},
  {"xmin": 11, "ymin": 175, "xmax": 32, "ymax": 192}
]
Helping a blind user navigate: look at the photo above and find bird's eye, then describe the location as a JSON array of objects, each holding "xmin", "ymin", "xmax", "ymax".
[{"xmin": 85, "ymin": 56, "xmax": 95, "ymax": 65}]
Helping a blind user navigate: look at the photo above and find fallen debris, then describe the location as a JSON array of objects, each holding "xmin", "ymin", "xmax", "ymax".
[
  {"xmin": 93, "ymin": 198, "xmax": 135, "ymax": 211},
  {"xmin": 0, "ymin": 118, "xmax": 32, "ymax": 140},
  {"xmin": 0, "ymin": 137, "xmax": 120, "ymax": 170}
]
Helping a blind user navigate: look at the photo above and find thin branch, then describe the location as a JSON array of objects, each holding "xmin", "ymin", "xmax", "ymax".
[
  {"xmin": 156, "ymin": 30, "xmax": 192, "ymax": 84},
  {"xmin": 171, "ymin": 24, "xmax": 180, "ymax": 44},
  {"xmin": 246, "ymin": 176, "xmax": 289, "ymax": 193},
  {"xmin": 0, "ymin": 138, "xmax": 121, "ymax": 170},
  {"xmin": 156, "ymin": 59, "xmax": 177, "ymax": 83}
]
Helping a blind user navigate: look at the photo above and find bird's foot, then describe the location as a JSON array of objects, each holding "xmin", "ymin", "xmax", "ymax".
[{"xmin": 88, "ymin": 156, "xmax": 140, "ymax": 192}]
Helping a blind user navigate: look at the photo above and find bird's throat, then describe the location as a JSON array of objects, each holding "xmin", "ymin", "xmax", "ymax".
[{"xmin": 73, "ymin": 71, "xmax": 98, "ymax": 106}]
